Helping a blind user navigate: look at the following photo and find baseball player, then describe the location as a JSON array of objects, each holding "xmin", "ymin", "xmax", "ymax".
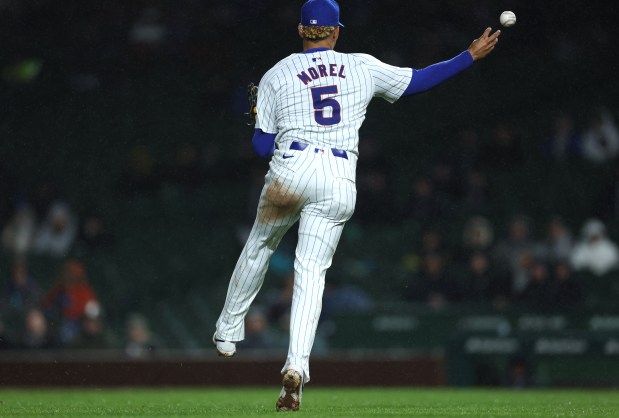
[{"xmin": 214, "ymin": 0, "xmax": 500, "ymax": 411}]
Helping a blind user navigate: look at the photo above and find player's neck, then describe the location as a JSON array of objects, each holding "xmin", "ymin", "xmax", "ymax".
[{"xmin": 302, "ymin": 39, "xmax": 335, "ymax": 52}]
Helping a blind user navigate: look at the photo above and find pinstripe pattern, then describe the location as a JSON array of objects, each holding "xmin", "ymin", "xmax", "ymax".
[{"xmin": 216, "ymin": 49, "xmax": 412, "ymax": 384}]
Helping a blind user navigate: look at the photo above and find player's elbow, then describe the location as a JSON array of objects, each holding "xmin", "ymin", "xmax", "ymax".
[
  {"xmin": 253, "ymin": 145, "xmax": 273, "ymax": 158},
  {"xmin": 252, "ymin": 129, "xmax": 276, "ymax": 158}
]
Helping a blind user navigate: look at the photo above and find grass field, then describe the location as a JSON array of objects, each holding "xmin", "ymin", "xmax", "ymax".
[{"xmin": 1, "ymin": 387, "xmax": 618, "ymax": 417}]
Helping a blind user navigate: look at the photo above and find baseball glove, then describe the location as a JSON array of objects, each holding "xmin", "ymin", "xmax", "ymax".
[{"xmin": 246, "ymin": 82, "xmax": 258, "ymax": 126}]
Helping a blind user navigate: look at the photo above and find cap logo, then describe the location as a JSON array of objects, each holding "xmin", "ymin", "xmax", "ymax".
[{"xmin": 301, "ymin": 0, "xmax": 344, "ymax": 28}]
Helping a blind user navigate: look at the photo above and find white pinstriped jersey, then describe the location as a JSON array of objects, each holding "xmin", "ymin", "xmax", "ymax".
[{"xmin": 255, "ymin": 49, "xmax": 412, "ymax": 157}]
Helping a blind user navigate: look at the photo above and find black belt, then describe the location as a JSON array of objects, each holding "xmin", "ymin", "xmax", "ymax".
[{"xmin": 290, "ymin": 141, "xmax": 348, "ymax": 160}]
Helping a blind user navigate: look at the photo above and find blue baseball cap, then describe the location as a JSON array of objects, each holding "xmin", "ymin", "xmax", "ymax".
[{"xmin": 301, "ymin": 0, "xmax": 344, "ymax": 27}]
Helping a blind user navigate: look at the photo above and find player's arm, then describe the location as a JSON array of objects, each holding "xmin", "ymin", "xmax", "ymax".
[
  {"xmin": 252, "ymin": 129, "xmax": 276, "ymax": 158},
  {"xmin": 403, "ymin": 27, "xmax": 501, "ymax": 96},
  {"xmin": 403, "ymin": 51, "xmax": 473, "ymax": 96},
  {"xmin": 251, "ymin": 74, "xmax": 280, "ymax": 158}
]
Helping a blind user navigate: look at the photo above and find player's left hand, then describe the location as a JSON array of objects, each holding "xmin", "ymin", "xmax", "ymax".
[{"xmin": 467, "ymin": 27, "xmax": 501, "ymax": 61}]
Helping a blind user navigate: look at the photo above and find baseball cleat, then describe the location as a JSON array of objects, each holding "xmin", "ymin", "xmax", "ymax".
[
  {"xmin": 276, "ymin": 369, "xmax": 303, "ymax": 412},
  {"xmin": 212, "ymin": 332, "xmax": 236, "ymax": 357}
]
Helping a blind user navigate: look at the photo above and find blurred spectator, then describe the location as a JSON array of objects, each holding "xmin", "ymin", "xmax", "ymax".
[
  {"xmin": 405, "ymin": 253, "xmax": 461, "ymax": 310},
  {"xmin": 534, "ymin": 216, "xmax": 574, "ymax": 265},
  {"xmin": 2, "ymin": 257, "xmax": 42, "ymax": 315},
  {"xmin": 119, "ymin": 145, "xmax": 161, "ymax": 195},
  {"xmin": 511, "ymin": 250, "xmax": 536, "ymax": 297},
  {"xmin": 71, "ymin": 314, "xmax": 118, "ymax": 350},
  {"xmin": 1, "ymin": 200, "xmax": 37, "ymax": 256},
  {"xmin": 267, "ymin": 273, "xmax": 294, "ymax": 327},
  {"xmin": 355, "ymin": 167, "xmax": 392, "ymax": 223},
  {"xmin": 124, "ymin": 313, "xmax": 162, "ymax": 358},
  {"xmin": 74, "ymin": 211, "xmax": 114, "ymax": 255},
  {"xmin": 399, "ymin": 227, "xmax": 447, "ymax": 275},
  {"xmin": 402, "ymin": 176, "xmax": 448, "ymax": 227},
  {"xmin": 2, "ymin": 58, "xmax": 42, "ymax": 84},
  {"xmin": 32, "ymin": 200, "xmax": 78, "ymax": 258},
  {"xmin": 460, "ymin": 168, "xmax": 488, "ymax": 213},
  {"xmin": 321, "ymin": 279, "xmax": 373, "ymax": 321},
  {"xmin": 429, "ymin": 159, "xmax": 461, "ymax": 205},
  {"xmin": 548, "ymin": 261, "xmax": 582, "ymax": 309},
  {"xmin": 202, "ymin": 139, "xmax": 227, "ymax": 178},
  {"xmin": 479, "ymin": 123, "xmax": 524, "ymax": 172},
  {"xmin": 508, "ymin": 356, "xmax": 529, "ymax": 389},
  {"xmin": 237, "ymin": 306, "xmax": 281, "ymax": 350},
  {"xmin": 129, "ymin": 7, "xmax": 167, "ymax": 62},
  {"xmin": 41, "ymin": 259, "xmax": 100, "ymax": 345},
  {"xmin": 451, "ymin": 127, "xmax": 482, "ymax": 175},
  {"xmin": 492, "ymin": 216, "xmax": 535, "ymax": 294},
  {"xmin": 581, "ymin": 107, "xmax": 619, "ymax": 164},
  {"xmin": 264, "ymin": 272, "xmax": 331, "ymax": 352},
  {"xmin": 21, "ymin": 308, "xmax": 57, "ymax": 349},
  {"xmin": 420, "ymin": 227, "xmax": 447, "ymax": 257},
  {"xmin": 162, "ymin": 143, "xmax": 206, "ymax": 189},
  {"xmin": 542, "ymin": 110, "xmax": 582, "ymax": 161},
  {"xmin": 461, "ymin": 251, "xmax": 511, "ymax": 308},
  {"xmin": 356, "ymin": 137, "xmax": 394, "ymax": 222},
  {"xmin": 517, "ymin": 259, "xmax": 551, "ymax": 309},
  {"xmin": 461, "ymin": 216, "xmax": 494, "ymax": 261},
  {"xmin": 570, "ymin": 218, "xmax": 619, "ymax": 276}
]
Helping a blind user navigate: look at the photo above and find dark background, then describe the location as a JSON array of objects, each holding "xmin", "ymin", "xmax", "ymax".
[{"xmin": 1, "ymin": 0, "xmax": 619, "ymax": 386}]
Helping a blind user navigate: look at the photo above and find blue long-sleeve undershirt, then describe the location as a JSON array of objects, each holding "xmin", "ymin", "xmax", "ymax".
[
  {"xmin": 403, "ymin": 51, "xmax": 474, "ymax": 96},
  {"xmin": 252, "ymin": 129, "xmax": 276, "ymax": 158}
]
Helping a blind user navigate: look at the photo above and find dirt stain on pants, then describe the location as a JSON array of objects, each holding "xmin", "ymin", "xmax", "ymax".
[{"xmin": 258, "ymin": 179, "xmax": 301, "ymax": 224}]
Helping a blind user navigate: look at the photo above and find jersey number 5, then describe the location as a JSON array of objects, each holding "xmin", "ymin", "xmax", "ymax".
[{"xmin": 311, "ymin": 85, "xmax": 341, "ymax": 126}]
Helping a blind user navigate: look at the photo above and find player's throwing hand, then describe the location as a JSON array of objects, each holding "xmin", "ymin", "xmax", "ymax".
[{"xmin": 467, "ymin": 27, "xmax": 501, "ymax": 61}]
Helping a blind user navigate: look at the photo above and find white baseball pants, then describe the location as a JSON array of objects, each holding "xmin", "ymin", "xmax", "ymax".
[{"xmin": 215, "ymin": 144, "xmax": 357, "ymax": 383}]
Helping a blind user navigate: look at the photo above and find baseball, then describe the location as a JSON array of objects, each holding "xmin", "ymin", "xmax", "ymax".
[{"xmin": 500, "ymin": 11, "xmax": 516, "ymax": 27}]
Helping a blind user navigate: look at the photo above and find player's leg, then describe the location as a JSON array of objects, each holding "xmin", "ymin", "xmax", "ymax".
[
  {"xmin": 215, "ymin": 167, "xmax": 304, "ymax": 344},
  {"xmin": 215, "ymin": 220, "xmax": 290, "ymax": 343},
  {"xmin": 281, "ymin": 176, "xmax": 356, "ymax": 383}
]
